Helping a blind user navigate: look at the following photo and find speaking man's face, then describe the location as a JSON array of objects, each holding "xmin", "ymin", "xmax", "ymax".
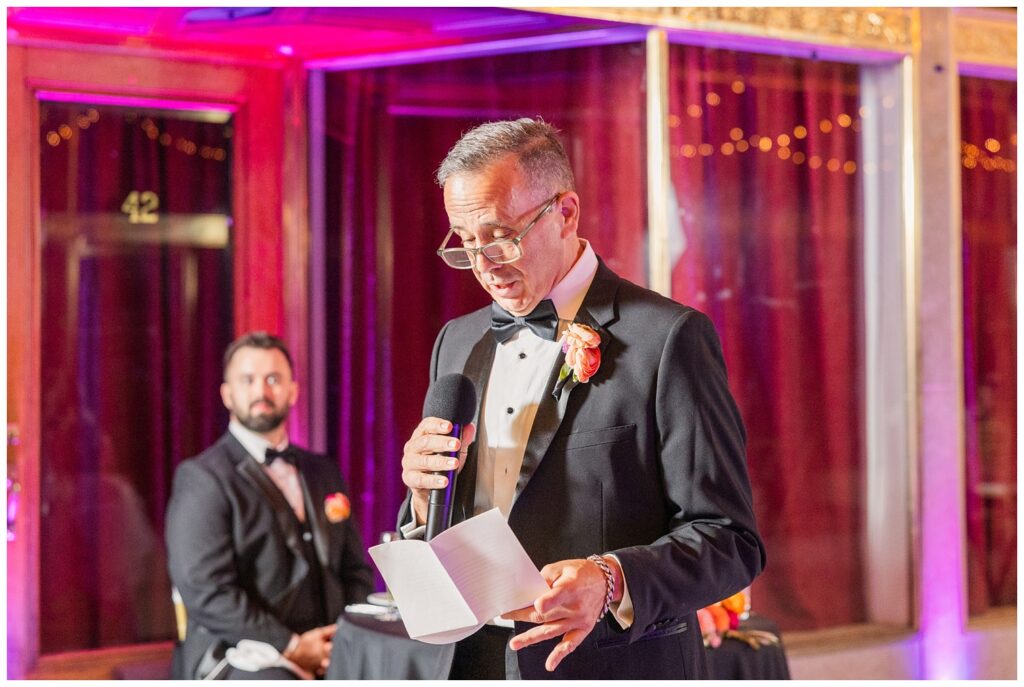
[
  {"xmin": 443, "ymin": 156, "xmax": 578, "ymax": 317},
  {"xmin": 220, "ymin": 346, "xmax": 297, "ymax": 434}
]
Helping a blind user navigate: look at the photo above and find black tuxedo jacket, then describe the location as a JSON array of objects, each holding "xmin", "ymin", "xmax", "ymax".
[
  {"xmin": 399, "ymin": 259, "xmax": 766, "ymax": 679},
  {"xmin": 166, "ymin": 433, "xmax": 373, "ymax": 679}
]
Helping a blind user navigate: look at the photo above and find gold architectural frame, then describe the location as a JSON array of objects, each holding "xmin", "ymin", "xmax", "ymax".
[
  {"xmin": 539, "ymin": 7, "xmax": 911, "ymax": 52},
  {"xmin": 539, "ymin": 7, "xmax": 1016, "ymax": 68},
  {"xmin": 953, "ymin": 8, "xmax": 1017, "ymax": 70}
]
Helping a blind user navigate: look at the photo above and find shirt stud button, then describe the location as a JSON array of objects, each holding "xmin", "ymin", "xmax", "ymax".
[
  {"xmin": 506, "ymin": 407, "xmax": 514, "ymax": 415},
  {"xmin": 519, "ymin": 352, "xmax": 527, "ymax": 359}
]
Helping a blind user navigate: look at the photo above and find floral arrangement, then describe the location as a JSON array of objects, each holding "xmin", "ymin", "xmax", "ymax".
[
  {"xmin": 324, "ymin": 492, "xmax": 351, "ymax": 523},
  {"xmin": 696, "ymin": 589, "xmax": 779, "ymax": 650},
  {"xmin": 558, "ymin": 323, "xmax": 601, "ymax": 384},
  {"xmin": 696, "ymin": 590, "xmax": 747, "ymax": 648}
]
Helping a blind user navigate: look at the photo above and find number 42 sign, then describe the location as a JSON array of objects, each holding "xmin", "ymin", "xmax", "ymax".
[{"xmin": 121, "ymin": 190, "xmax": 160, "ymax": 224}]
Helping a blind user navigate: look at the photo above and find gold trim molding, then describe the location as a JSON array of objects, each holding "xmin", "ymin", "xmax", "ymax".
[
  {"xmin": 954, "ymin": 12, "xmax": 1017, "ymax": 70},
  {"xmin": 540, "ymin": 7, "xmax": 1016, "ymax": 70},
  {"xmin": 539, "ymin": 7, "xmax": 914, "ymax": 53}
]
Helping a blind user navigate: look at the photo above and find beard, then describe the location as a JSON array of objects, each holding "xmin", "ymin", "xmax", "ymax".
[{"xmin": 237, "ymin": 402, "xmax": 290, "ymax": 433}]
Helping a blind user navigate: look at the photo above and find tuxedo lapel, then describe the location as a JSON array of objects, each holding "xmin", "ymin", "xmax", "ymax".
[
  {"xmin": 296, "ymin": 457, "xmax": 330, "ymax": 569},
  {"xmin": 513, "ymin": 353, "xmax": 568, "ymax": 502},
  {"xmin": 297, "ymin": 456, "xmax": 349, "ymax": 617},
  {"xmin": 451, "ymin": 327, "xmax": 496, "ymax": 524},
  {"xmin": 232, "ymin": 444, "xmax": 310, "ymax": 588},
  {"xmin": 512, "ymin": 262, "xmax": 620, "ymax": 505},
  {"xmin": 572, "ymin": 260, "xmax": 618, "ymax": 363}
]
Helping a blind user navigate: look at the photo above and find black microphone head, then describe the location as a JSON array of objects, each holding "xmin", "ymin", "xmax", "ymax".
[{"xmin": 422, "ymin": 373, "xmax": 477, "ymax": 425}]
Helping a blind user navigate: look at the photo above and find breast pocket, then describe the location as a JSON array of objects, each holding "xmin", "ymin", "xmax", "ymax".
[{"xmin": 562, "ymin": 423, "xmax": 637, "ymax": 451}]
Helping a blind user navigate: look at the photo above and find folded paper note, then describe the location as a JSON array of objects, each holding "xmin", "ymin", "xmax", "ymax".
[{"xmin": 368, "ymin": 508, "xmax": 548, "ymax": 644}]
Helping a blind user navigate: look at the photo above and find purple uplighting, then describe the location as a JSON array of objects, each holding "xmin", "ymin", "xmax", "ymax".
[
  {"xmin": 305, "ymin": 27, "xmax": 647, "ymax": 71},
  {"xmin": 6, "ymin": 478, "xmax": 18, "ymax": 542},
  {"xmin": 35, "ymin": 90, "xmax": 238, "ymax": 114},
  {"xmin": 5, "ymin": 4, "xmax": 1017, "ymax": 680}
]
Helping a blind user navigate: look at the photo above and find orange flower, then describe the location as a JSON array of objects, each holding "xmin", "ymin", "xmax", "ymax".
[
  {"xmin": 707, "ymin": 603, "xmax": 731, "ymax": 633},
  {"xmin": 562, "ymin": 322, "xmax": 601, "ymax": 350},
  {"xmin": 720, "ymin": 590, "xmax": 747, "ymax": 615},
  {"xmin": 566, "ymin": 344, "xmax": 601, "ymax": 383},
  {"xmin": 324, "ymin": 492, "xmax": 351, "ymax": 523},
  {"xmin": 559, "ymin": 323, "xmax": 602, "ymax": 384}
]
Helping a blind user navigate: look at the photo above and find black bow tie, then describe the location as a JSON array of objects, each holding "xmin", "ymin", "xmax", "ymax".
[
  {"xmin": 490, "ymin": 299, "xmax": 559, "ymax": 344},
  {"xmin": 265, "ymin": 446, "xmax": 298, "ymax": 466}
]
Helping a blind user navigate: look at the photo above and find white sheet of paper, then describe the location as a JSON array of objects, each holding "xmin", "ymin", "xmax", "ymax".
[{"xmin": 368, "ymin": 508, "xmax": 548, "ymax": 644}]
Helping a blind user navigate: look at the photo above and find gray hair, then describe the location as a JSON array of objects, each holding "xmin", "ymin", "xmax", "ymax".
[{"xmin": 435, "ymin": 117, "xmax": 575, "ymax": 193}]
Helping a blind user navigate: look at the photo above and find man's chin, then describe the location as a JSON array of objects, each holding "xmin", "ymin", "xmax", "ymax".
[{"xmin": 239, "ymin": 413, "xmax": 286, "ymax": 433}]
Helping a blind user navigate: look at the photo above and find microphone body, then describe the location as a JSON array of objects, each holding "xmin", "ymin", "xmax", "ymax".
[
  {"xmin": 424, "ymin": 421, "xmax": 463, "ymax": 541},
  {"xmin": 420, "ymin": 373, "xmax": 477, "ymax": 541}
]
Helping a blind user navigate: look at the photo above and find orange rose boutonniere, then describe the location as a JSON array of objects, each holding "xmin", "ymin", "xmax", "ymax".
[
  {"xmin": 324, "ymin": 492, "xmax": 351, "ymax": 523},
  {"xmin": 559, "ymin": 323, "xmax": 602, "ymax": 384}
]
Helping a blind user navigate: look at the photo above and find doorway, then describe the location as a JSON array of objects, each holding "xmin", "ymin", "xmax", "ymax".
[{"xmin": 37, "ymin": 98, "xmax": 234, "ymax": 654}]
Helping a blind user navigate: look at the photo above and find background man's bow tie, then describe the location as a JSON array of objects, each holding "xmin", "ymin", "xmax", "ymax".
[
  {"xmin": 264, "ymin": 446, "xmax": 298, "ymax": 466},
  {"xmin": 490, "ymin": 299, "xmax": 559, "ymax": 343}
]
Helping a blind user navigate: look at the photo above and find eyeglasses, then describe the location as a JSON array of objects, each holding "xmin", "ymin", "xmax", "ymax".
[{"xmin": 436, "ymin": 193, "xmax": 562, "ymax": 269}]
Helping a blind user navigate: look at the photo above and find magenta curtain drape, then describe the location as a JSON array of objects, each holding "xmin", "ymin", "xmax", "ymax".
[
  {"xmin": 667, "ymin": 46, "xmax": 865, "ymax": 630},
  {"xmin": 39, "ymin": 103, "xmax": 233, "ymax": 652},
  {"xmin": 321, "ymin": 42, "xmax": 648, "ymax": 569},
  {"xmin": 960, "ymin": 76, "xmax": 1017, "ymax": 614}
]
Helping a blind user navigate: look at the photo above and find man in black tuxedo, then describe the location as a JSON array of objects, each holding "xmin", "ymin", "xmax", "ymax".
[
  {"xmin": 166, "ymin": 332, "xmax": 373, "ymax": 679},
  {"xmin": 399, "ymin": 118, "xmax": 766, "ymax": 679}
]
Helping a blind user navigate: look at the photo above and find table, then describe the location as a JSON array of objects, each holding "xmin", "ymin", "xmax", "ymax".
[
  {"xmin": 705, "ymin": 614, "xmax": 791, "ymax": 680},
  {"xmin": 327, "ymin": 610, "xmax": 790, "ymax": 680},
  {"xmin": 326, "ymin": 612, "xmax": 452, "ymax": 680}
]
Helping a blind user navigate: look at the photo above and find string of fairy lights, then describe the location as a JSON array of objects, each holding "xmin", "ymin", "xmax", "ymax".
[
  {"xmin": 44, "ymin": 108, "xmax": 229, "ymax": 162},
  {"xmin": 44, "ymin": 100, "xmax": 1015, "ymax": 175},
  {"xmin": 44, "ymin": 107, "xmax": 100, "ymax": 147},
  {"xmin": 670, "ymin": 84, "xmax": 1016, "ymax": 175},
  {"xmin": 961, "ymin": 135, "xmax": 1017, "ymax": 173}
]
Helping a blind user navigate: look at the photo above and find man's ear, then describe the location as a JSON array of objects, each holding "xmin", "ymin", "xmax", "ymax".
[
  {"xmin": 558, "ymin": 192, "xmax": 581, "ymax": 237},
  {"xmin": 220, "ymin": 382, "xmax": 233, "ymax": 412}
]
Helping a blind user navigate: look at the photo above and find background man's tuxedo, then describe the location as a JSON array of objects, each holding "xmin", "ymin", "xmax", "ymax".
[
  {"xmin": 167, "ymin": 433, "xmax": 373, "ymax": 679},
  {"xmin": 400, "ymin": 259, "xmax": 766, "ymax": 679}
]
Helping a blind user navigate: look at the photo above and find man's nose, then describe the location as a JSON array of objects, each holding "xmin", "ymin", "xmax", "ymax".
[{"xmin": 473, "ymin": 249, "xmax": 500, "ymax": 272}]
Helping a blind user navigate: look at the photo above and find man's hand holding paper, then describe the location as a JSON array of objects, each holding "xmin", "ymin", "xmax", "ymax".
[
  {"xmin": 503, "ymin": 556, "xmax": 625, "ymax": 671},
  {"xmin": 369, "ymin": 508, "xmax": 548, "ymax": 644}
]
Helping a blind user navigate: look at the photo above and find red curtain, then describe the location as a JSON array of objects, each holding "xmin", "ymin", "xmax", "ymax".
[
  {"xmin": 321, "ymin": 42, "xmax": 648, "ymax": 563},
  {"xmin": 38, "ymin": 103, "xmax": 233, "ymax": 651},
  {"xmin": 667, "ymin": 46, "xmax": 865, "ymax": 630},
  {"xmin": 960, "ymin": 75, "xmax": 1017, "ymax": 614}
]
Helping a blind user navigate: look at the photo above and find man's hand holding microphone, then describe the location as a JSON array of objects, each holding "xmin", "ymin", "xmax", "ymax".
[{"xmin": 401, "ymin": 373, "xmax": 477, "ymax": 538}]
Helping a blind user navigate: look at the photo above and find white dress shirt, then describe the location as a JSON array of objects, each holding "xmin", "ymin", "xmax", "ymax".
[{"xmin": 473, "ymin": 239, "xmax": 598, "ymax": 518}]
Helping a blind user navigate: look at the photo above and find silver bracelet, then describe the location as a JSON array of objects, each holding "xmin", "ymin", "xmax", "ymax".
[{"xmin": 587, "ymin": 554, "xmax": 615, "ymax": 622}]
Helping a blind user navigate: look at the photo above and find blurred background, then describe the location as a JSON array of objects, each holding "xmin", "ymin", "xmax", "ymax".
[{"xmin": 6, "ymin": 5, "xmax": 1016, "ymax": 680}]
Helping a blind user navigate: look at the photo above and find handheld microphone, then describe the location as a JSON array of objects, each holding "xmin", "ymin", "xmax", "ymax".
[{"xmin": 421, "ymin": 373, "xmax": 477, "ymax": 541}]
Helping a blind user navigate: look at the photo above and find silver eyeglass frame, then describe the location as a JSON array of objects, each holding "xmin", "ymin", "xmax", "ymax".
[{"xmin": 436, "ymin": 192, "xmax": 563, "ymax": 269}]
